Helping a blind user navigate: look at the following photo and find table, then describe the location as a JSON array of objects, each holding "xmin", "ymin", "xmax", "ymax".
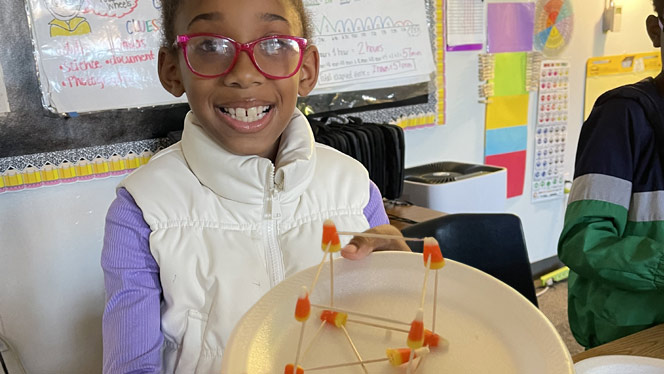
[
  {"xmin": 572, "ymin": 324, "xmax": 664, "ymax": 363},
  {"xmin": 383, "ymin": 202, "xmax": 446, "ymax": 230}
]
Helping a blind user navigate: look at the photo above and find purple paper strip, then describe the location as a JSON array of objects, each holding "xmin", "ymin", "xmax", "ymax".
[
  {"xmin": 446, "ymin": 43, "xmax": 484, "ymax": 52},
  {"xmin": 487, "ymin": 2, "xmax": 535, "ymax": 53}
]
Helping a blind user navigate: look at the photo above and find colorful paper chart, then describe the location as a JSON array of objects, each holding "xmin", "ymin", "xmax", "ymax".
[
  {"xmin": 483, "ymin": 51, "xmax": 530, "ymax": 199},
  {"xmin": 487, "ymin": 2, "xmax": 535, "ymax": 53},
  {"xmin": 494, "ymin": 52, "xmax": 528, "ymax": 97},
  {"xmin": 534, "ymin": 0, "xmax": 574, "ymax": 57},
  {"xmin": 486, "ymin": 150, "xmax": 527, "ymax": 198}
]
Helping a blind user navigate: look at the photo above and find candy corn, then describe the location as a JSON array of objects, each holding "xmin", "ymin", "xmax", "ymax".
[
  {"xmin": 284, "ymin": 363, "xmax": 304, "ymax": 374},
  {"xmin": 423, "ymin": 237, "xmax": 445, "ymax": 269},
  {"xmin": 322, "ymin": 219, "xmax": 341, "ymax": 252},
  {"xmin": 424, "ymin": 329, "xmax": 441, "ymax": 348},
  {"xmin": 385, "ymin": 346, "xmax": 430, "ymax": 366},
  {"xmin": 294, "ymin": 286, "xmax": 310, "ymax": 322},
  {"xmin": 320, "ymin": 310, "xmax": 348, "ymax": 328},
  {"xmin": 407, "ymin": 309, "xmax": 424, "ymax": 349}
]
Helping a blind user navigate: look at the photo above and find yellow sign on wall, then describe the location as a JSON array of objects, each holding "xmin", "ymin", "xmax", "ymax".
[{"xmin": 584, "ymin": 51, "xmax": 661, "ymax": 120}]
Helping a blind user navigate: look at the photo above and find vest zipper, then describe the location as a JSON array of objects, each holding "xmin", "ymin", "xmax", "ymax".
[{"xmin": 264, "ymin": 167, "xmax": 285, "ymax": 288}]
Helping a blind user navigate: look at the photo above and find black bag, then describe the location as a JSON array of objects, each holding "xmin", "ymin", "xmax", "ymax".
[{"xmin": 308, "ymin": 115, "xmax": 405, "ymax": 200}]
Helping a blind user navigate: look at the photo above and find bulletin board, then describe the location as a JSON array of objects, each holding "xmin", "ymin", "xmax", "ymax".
[{"xmin": 0, "ymin": 0, "xmax": 442, "ymax": 193}]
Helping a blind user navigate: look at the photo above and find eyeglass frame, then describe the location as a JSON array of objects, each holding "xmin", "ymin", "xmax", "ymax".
[{"xmin": 174, "ymin": 33, "xmax": 308, "ymax": 80}]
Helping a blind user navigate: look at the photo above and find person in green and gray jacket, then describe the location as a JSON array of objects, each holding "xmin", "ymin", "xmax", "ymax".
[{"xmin": 558, "ymin": 0, "xmax": 664, "ymax": 349}]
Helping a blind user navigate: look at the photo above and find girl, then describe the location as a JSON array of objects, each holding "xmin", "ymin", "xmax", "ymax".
[{"xmin": 101, "ymin": 0, "xmax": 409, "ymax": 372}]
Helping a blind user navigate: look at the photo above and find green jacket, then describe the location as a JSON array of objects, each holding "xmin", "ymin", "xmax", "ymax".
[{"xmin": 558, "ymin": 78, "xmax": 664, "ymax": 348}]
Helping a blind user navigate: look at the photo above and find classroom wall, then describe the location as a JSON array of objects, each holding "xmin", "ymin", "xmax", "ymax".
[
  {"xmin": 404, "ymin": 0, "xmax": 657, "ymax": 264},
  {"xmin": 0, "ymin": 0, "xmax": 657, "ymax": 372}
]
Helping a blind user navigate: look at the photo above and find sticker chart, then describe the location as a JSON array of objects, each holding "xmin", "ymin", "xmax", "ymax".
[
  {"xmin": 445, "ymin": 0, "xmax": 485, "ymax": 51},
  {"xmin": 532, "ymin": 60, "xmax": 569, "ymax": 202},
  {"xmin": 306, "ymin": 0, "xmax": 436, "ymax": 95}
]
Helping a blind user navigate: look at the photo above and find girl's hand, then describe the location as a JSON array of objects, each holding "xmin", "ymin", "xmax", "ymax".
[{"xmin": 340, "ymin": 224, "xmax": 412, "ymax": 260}]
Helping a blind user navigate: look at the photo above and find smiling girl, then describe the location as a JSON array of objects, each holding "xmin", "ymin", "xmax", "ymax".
[{"xmin": 101, "ymin": 0, "xmax": 409, "ymax": 372}]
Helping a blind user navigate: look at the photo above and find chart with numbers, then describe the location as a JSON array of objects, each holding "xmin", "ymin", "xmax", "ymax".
[
  {"xmin": 532, "ymin": 60, "xmax": 569, "ymax": 202},
  {"xmin": 305, "ymin": 0, "xmax": 436, "ymax": 95}
]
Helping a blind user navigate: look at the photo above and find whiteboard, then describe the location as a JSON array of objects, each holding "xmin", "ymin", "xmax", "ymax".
[
  {"xmin": 25, "ymin": 0, "xmax": 435, "ymax": 113},
  {"xmin": 307, "ymin": 0, "xmax": 436, "ymax": 95}
]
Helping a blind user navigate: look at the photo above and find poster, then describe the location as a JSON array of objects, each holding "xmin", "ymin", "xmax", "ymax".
[
  {"xmin": 305, "ymin": 0, "xmax": 436, "ymax": 95},
  {"xmin": 584, "ymin": 51, "xmax": 661, "ymax": 120},
  {"xmin": 25, "ymin": 0, "xmax": 186, "ymax": 113},
  {"xmin": 446, "ymin": 0, "xmax": 485, "ymax": 51},
  {"xmin": 532, "ymin": 60, "xmax": 569, "ymax": 202}
]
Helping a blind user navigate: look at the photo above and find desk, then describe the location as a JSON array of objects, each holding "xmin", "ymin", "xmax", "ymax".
[
  {"xmin": 572, "ymin": 324, "xmax": 664, "ymax": 363},
  {"xmin": 384, "ymin": 202, "xmax": 446, "ymax": 230}
]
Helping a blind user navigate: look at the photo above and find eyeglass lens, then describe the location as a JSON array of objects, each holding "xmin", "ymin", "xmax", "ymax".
[{"xmin": 185, "ymin": 36, "xmax": 302, "ymax": 78}]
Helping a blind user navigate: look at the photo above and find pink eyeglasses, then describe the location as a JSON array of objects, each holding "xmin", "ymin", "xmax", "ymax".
[{"xmin": 175, "ymin": 34, "xmax": 308, "ymax": 80}]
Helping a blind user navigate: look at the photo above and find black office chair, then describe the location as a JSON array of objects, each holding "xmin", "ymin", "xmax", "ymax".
[{"xmin": 401, "ymin": 213, "xmax": 539, "ymax": 307}]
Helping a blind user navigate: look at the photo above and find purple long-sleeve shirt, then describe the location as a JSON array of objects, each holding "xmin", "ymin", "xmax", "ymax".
[{"xmin": 101, "ymin": 183, "xmax": 388, "ymax": 373}]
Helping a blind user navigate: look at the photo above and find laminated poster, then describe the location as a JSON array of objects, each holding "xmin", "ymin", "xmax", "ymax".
[
  {"xmin": 305, "ymin": 0, "xmax": 436, "ymax": 95},
  {"xmin": 25, "ymin": 0, "xmax": 187, "ymax": 114},
  {"xmin": 532, "ymin": 60, "xmax": 569, "ymax": 202}
]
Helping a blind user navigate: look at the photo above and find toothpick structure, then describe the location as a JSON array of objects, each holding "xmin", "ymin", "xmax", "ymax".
[{"xmin": 285, "ymin": 221, "xmax": 447, "ymax": 373}]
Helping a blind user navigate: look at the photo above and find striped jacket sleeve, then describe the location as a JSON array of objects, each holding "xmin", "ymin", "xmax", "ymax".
[{"xmin": 558, "ymin": 97, "xmax": 664, "ymax": 291}]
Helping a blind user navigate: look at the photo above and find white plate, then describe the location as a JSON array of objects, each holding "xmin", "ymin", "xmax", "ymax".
[
  {"xmin": 222, "ymin": 251, "xmax": 573, "ymax": 373},
  {"xmin": 575, "ymin": 355, "xmax": 664, "ymax": 374}
]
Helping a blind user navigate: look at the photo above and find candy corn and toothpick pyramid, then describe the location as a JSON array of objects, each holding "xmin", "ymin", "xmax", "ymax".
[{"xmin": 285, "ymin": 219, "xmax": 448, "ymax": 374}]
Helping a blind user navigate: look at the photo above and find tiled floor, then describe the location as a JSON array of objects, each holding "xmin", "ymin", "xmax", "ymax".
[{"xmin": 535, "ymin": 279, "xmax": 585, "ymax": 357}]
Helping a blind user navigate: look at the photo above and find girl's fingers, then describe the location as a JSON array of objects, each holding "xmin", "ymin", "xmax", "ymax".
[{"xmin": 340, "ymin": 225, "xmax": 411, "ymax": 260}]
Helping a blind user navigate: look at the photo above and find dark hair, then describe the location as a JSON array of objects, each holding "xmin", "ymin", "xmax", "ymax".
[
  {"xmin": 655, "ymin": 0, "xmax": 664, "ymax": 17},
  {"xmin": 160, "ymin": 0, "xmax": 313, "ymax": 48}
]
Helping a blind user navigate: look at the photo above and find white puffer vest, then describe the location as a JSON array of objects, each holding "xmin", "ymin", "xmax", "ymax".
[{"xmin": 120, "ymin": 109, "xmax": 370, "ymax": 373}]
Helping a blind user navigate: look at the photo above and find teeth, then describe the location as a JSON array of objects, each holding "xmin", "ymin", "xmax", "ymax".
[{"xmin": 223, "ymin": 105, "xmax": 270, "ymax": 122}]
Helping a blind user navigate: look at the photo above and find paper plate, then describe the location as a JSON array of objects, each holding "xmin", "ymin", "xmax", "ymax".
[
  {"xmin": 575, "ymin": 355, "xmax": 664, "ymax": 374},
  {"xmin": 222, "ymin": 251, "xmax": 573, "ymax": 373}
]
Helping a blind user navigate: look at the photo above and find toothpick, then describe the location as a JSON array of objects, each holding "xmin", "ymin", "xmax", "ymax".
[
  {"xmin": 406, "ymin": 348, "xmax": 416, "ymax": 374},
  {"xmin": 293, "ymin": 319, "xmax": 306, "ymax": 370},
  {"xmin": 420, "ymin": 256, "xmax": 432, "ymax": 309},
  {"xmin": 330, "ymin": 252, "xmax": 334, "ymax": 307},
  {"xmin": 432, "ymin": 270, "xmax": 439, "ymax": 334},
  {"xmin": 346, "ymin": 318, "xmax": 409, "ymax": 333},
  {"xmin": 301, "ymin": 320, "xmax": 326, "ymax": 363},
  {"xmin": 341, "ymin": 325, "xmax": 368, "ymax": 374},
  {"xmin": 337, "ymin": 231, "xmax": 424, "ymax": 242},
  {"xmin": 310, "ymin": 242, "xmax": 331, "ymax": 293},
  {"xmin": 414, "ymin": 354, "xmax": 425, "ymax": 373},
  {"xmin": 311, "ymin": 304, "xmax": 409, "ymax": 326},
  {"xmin": 304, "ymin": 357, "xmax": 389, "ymax": 371}
]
